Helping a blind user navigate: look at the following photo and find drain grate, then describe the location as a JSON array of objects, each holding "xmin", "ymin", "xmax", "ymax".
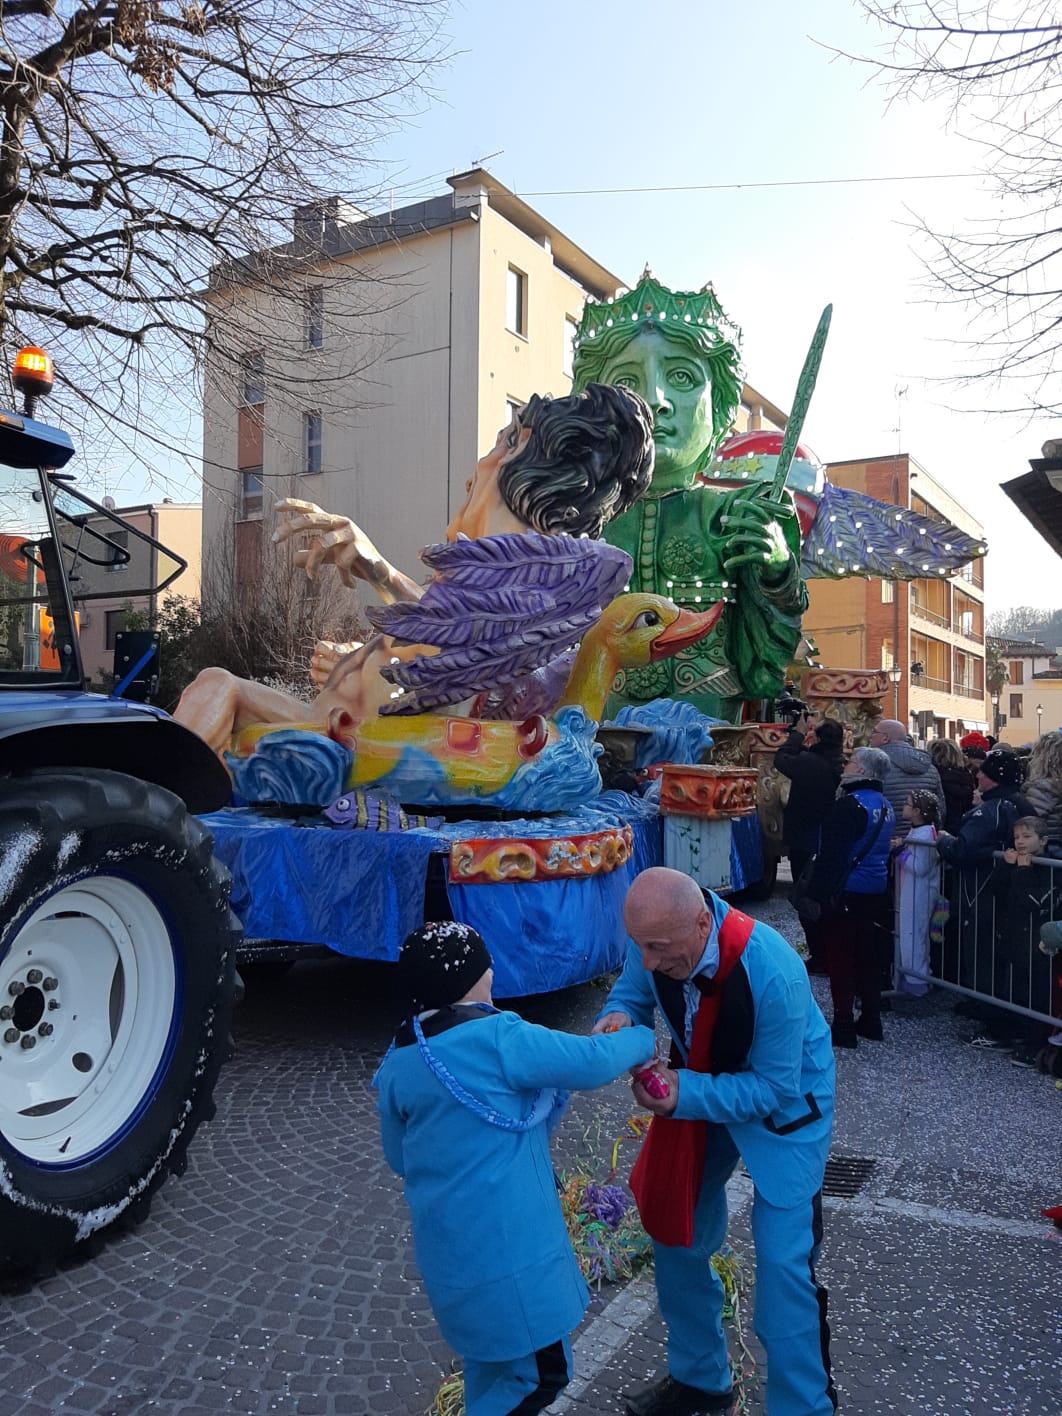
[{"xmin": 822, "ymin": 1155, "xmax": 877, "ymax": 1199}]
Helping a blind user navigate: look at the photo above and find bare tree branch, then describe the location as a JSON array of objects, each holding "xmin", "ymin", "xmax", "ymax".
[
  {"xmin": 0, "ymin": 0, "xmax": 447, "ymax": 500},
  {"xmin": 845, "ymin": 2, "xmax": 1062, "ymax": 413}
]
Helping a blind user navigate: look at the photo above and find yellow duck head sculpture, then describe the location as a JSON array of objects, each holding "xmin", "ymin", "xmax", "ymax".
[{"xmin": 557, "ymin": 592, "xmax": 725, "ymax": 721}]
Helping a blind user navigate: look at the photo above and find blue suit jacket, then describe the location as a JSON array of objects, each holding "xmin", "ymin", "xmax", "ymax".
[
  {"xmin": 602, "ymin": 896, "xmax": 835, "ymax": 1207},
  {"xmin": 376, "ymin": 1010, "xmax": 654, "ymax": 1361}
]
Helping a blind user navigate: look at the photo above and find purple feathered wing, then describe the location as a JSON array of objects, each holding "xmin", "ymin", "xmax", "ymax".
[
  {"xmin": 366, "ymin": 533, "xmax": 632, "ymax": 716},
  {"xmin": 801, "ymin": 482, "xmax": 986, "ymax": 580}
]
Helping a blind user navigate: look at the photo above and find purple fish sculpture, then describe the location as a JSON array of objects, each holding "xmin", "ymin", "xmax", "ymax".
[{"xmin": 323, "ymin": 790, "xmax": 441, "ymax": 833}]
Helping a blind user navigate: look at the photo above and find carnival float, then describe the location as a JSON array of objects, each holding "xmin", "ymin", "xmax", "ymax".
[{"xmin": 177, "ymin": 274, "xmax": 987, "ymax": 995}]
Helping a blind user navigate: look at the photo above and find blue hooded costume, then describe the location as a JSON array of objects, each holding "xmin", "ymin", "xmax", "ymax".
[
  {"xmin": 376, "ymin": 1004, "xmax": 655, "ymax": 1414},
  {"xmin": 602, "ymin": 892, "xmax": 837, "ymax": 1415}
]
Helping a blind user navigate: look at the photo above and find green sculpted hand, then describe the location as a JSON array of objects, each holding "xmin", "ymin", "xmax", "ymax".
[{"xmin": 720, "ymin": 485, "xmax": 796, "ymax": 578}]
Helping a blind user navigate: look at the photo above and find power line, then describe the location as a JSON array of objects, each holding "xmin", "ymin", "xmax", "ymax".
[{"xmin": 509, "ymin": 171, "xmax": 983, "ymax": 198}]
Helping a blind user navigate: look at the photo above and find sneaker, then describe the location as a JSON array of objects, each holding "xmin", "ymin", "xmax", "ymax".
[
  {"xmin": 1009, "ymin": 1047, "xmax": 1039, "ymax": 1069},
  {"xmin": 831, "ymin": 1018, "xmax": 858, "ymax": 1049},
  {"xmin": 855, "ymin": 1013, "xmax": 884, "ymax": 1041},
  {"xmin": 625, "ymin": 1374, "xmax": 736, "ymax": 1416}
]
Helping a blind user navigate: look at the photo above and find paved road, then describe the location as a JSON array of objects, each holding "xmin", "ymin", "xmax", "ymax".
[{"xmin": 1, "ymin": 893, "xmax": 1058, "ymax": 1415}]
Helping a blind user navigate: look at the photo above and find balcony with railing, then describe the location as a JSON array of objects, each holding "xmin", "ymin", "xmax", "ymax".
[
  {"xmin": 910, "ymin": 576, "xmax": 951, "ymax": 630},
  {"xmin": 954, "ymin": 647, "xmax": 985, "ymax": 701},
  {"xmin": 911, "ymin": 600, "xmax": 950, "ymax": 629},
  {"xmin": 953, "ymin": 590, "xmax": 984, "ymax": 644},
  {"xmin": 959, "ymin": 558, "xmax": 985, "ymax": 590},
  {"xmin": 912, "ymin": 673, "xmax": 951, "ymax": 694},
  {"xmin": 911, "ymin": 630, "xmax": 950, "ymax": 696},
  {"xmin": 953, "ymin": 622, "xmax": 984, "ymax": 644}
]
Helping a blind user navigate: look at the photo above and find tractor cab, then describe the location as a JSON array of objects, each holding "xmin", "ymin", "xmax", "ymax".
[{"xmin": 0, "ymin": 349, "xmax": 184, "ymax": 690}]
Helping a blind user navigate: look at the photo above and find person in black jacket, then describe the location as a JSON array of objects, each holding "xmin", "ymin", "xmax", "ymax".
[
  {"xmin": 775, "ymin": 715, "xmax": 844, "ymax": 977},
  {"xmin": 775, "ymin": 714, "xmax": 845, "ymax": 884},
  {"xmin": 929, "ymin": 738, "xmax": 975, "ymax": 835},
  {"xmin": 938, "ymin": 748, "xmax": 1033, "ymax": 1005},
  {"xmin": 937, "ymin": 750, "xmax": 1033, "ymax": 867},
  {"xmin": 798, "ymin": 747, "xmax": 895, "ymax": 1049},
  {"xmin": 987, "ymin": 817, "xmax": 1060, "ymax": 1066}
]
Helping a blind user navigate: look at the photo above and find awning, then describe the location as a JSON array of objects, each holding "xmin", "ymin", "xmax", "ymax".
[{"xmin": 1001, "ymin": 458, "xmax": 1062, "ymax": 561}]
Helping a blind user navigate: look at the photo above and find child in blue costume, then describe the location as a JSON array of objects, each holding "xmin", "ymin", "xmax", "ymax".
[{"xmin": 375, "ymin": 921, "xmax": 657, "ymax": 1415}]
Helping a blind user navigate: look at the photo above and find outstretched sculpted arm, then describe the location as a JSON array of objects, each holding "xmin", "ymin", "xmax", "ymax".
[{"xmin": 273, "ymin": 498, "xmax": 424, "ymax": 606}]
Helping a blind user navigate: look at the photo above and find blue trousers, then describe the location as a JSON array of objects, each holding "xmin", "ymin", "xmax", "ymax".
[
  {"xmin": 653, "ymin": 1127, "xmax": 837, "ymax": 1415},
  {"xmin": 463, "ymin": 1337, "xmax": 572, "ymax": 1415}
]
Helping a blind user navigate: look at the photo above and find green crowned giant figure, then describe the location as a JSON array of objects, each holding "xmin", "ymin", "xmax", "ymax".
[{"xmin": 571, "ymin": 270, "xmax": 806, "ymax": 721}]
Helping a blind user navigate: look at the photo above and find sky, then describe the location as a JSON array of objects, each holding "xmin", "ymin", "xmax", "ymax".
[{"xmin": 123, "ymin": 0, "xmax": 1062, "ymax": 614}]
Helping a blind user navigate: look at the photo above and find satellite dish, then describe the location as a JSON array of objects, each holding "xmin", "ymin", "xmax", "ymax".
[{"xmin": 102, "ymin": 495, "xmax": 116, "ymax": 511}]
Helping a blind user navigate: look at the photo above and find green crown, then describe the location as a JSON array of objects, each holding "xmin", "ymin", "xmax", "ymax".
[{"xmin": 574, "ymin": 266, "xmax": 742, "ymax": 351}]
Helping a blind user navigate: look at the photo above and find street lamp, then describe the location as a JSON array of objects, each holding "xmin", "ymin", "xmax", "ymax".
[
  {"xmin": 1037, "ymin": 703, "xmax": 1044, "ymax": 737},
  {"xmin": 887, "ymin": 663, "xmax": 903, "ymax": 719},
  {"xmin": 991, "ymin": 691, "xmax": 1000, "ymax": 738}
]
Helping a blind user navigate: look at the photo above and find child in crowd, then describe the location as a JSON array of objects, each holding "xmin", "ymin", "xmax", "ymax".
[
  {"xmin": 893, "ymin": 790, "xmax": 941, "ymax": 997},
  {"xmin": 988, "ymin": 817, "xmax": 1060, "ymax": 1067},
  {"xmin": 374, "ymin": 921, "xmax": 657, "ymax": 1415}
]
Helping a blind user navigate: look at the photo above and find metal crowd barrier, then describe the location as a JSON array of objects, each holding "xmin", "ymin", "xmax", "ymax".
[{"xmin": 894, "ymin": 842, "xmax": 1061, "ymax": 1027}]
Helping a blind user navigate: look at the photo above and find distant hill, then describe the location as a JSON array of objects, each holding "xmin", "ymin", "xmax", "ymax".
[{"xmin": 987, "ymin": 607, "xmax": 1062, "ymax": 651}]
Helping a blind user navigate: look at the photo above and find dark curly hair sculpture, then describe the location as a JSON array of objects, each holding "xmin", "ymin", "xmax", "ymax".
[{"xmin": 498, "ymin": 382, "xmax": 654, "ymax": 540}]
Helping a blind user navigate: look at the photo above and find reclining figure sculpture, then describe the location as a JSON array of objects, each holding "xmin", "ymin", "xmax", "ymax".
[{"xmin": 175, "ymin": 385, "xmax": 664, "ymax": 758}]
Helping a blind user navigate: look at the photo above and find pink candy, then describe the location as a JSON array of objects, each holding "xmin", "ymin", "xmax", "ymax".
[{"xmin": 634, "ymin": 1066, "xmax": 671, "ymax": 1100}]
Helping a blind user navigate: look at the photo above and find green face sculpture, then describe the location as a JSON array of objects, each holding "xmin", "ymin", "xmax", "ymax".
[
  {"xmin": 571, "ymin": 270, "xmax": 743, "ymax": 496},
  {"xmin": 595, "ymin": 327, "xmax": 714, "ymax": 492},
  {"xmin": 570, "ymin": 271, "xmax": 806, "ymax": 721}
]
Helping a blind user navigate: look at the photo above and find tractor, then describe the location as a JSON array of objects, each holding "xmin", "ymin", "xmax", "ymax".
[{"xmin": 0, "ymin": 347, "xmax": 237, "ymax": 1282}]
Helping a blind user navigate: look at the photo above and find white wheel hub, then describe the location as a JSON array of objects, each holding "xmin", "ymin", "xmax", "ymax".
[{"xmin": 0, "ymin": 876, "xmax": 177, "ymax": 1165}]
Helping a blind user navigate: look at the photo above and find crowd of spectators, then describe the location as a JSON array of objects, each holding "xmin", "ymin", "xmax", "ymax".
[{"xmin": 777, "ymin": 719, "xmax": 1062, "ymax": 1073}]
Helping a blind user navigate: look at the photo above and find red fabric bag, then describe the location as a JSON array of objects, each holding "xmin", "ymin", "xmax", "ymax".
[{"xmin": 629, "ymin": 907, "xmax": 755, "ymax": 1247}]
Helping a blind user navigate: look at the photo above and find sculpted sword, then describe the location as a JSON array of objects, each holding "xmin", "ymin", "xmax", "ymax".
[{"xmin": 769, "ymin": 303, "xmax": 833, "ymax": 503}]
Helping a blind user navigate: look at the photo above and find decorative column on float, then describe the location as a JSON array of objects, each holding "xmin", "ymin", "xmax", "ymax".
[{"xmin": 800, "ymin": 667, "xmax": 890, "ymax": 749}]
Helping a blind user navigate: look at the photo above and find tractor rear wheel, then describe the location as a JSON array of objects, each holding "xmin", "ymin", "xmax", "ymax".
[{"xmin": 0, "ymin": 768, "xmax": 237, "ymax": 1282}]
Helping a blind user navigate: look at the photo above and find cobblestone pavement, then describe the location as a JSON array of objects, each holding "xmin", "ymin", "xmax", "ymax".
[{"xmin": 1, "ymin": 891, "xmax": 1059, "ymax": 1415}]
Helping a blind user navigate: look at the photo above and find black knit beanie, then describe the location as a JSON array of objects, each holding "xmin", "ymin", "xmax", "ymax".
[
  {"xmin": 979, "ymin": 749, "xmax": 1023, "ymax": 787},
  {"xmin": 396, "ymin": 921, "xmax": 493, "ymax": 1011}
]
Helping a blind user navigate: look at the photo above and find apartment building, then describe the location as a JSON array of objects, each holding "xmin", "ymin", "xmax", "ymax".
[
  {"xmin": 989, "ymin": 637, "xmax": 1062, "ymax": 743},
  {"xmin": 803, "ymin": 454, "xmax": 988, "ymax": 739},
  {"xmin": 74, "ymin": 503, "xmax": 200, "ymax": 684},
  {"xmin": 997, "ymin": 667, "xmax": 1062, "ymax": 745},
  {"xmin": 202, "ymin": 169, "xmax": 790, "ymax": 595},
  {"xmin": 202, "ymin": 169, "xmax": 628, "ymax": 591}
]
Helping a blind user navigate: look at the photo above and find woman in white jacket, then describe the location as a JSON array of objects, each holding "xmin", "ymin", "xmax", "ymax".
[{"xmin": 893, "ymin": 789, "xmax": 942, "ymax": 996}]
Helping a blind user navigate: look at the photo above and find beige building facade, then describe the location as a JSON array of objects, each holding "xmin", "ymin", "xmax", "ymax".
[
  {"xmin": 989, "ymin": 637, "xmax": 1062, "ymax": 744},
  {"xmin": 202, "ymin": 170, "xmax": 625, "ymax": 593},
  {"xmin": 996, "ymin": 673, "xmax": 1062, "ymax": 745},
  {"xmin": 803, "ymin": 454, "xmax": 988, "ymax": 740}
]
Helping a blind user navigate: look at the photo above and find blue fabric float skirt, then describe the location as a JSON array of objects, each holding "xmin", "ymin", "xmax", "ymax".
[
  {"xmin": 463, "ymin": 1337, "xmax": 572, "ymax": 1415},
  {"xmin": 653, "ymin": 1126, "xmax": 837, "ymax": 1415}
]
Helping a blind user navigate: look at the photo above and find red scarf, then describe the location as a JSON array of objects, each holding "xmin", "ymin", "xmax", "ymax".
[{"xmin": 629, "ymin": 906, "xmax": 755, "ymax": 1247}]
